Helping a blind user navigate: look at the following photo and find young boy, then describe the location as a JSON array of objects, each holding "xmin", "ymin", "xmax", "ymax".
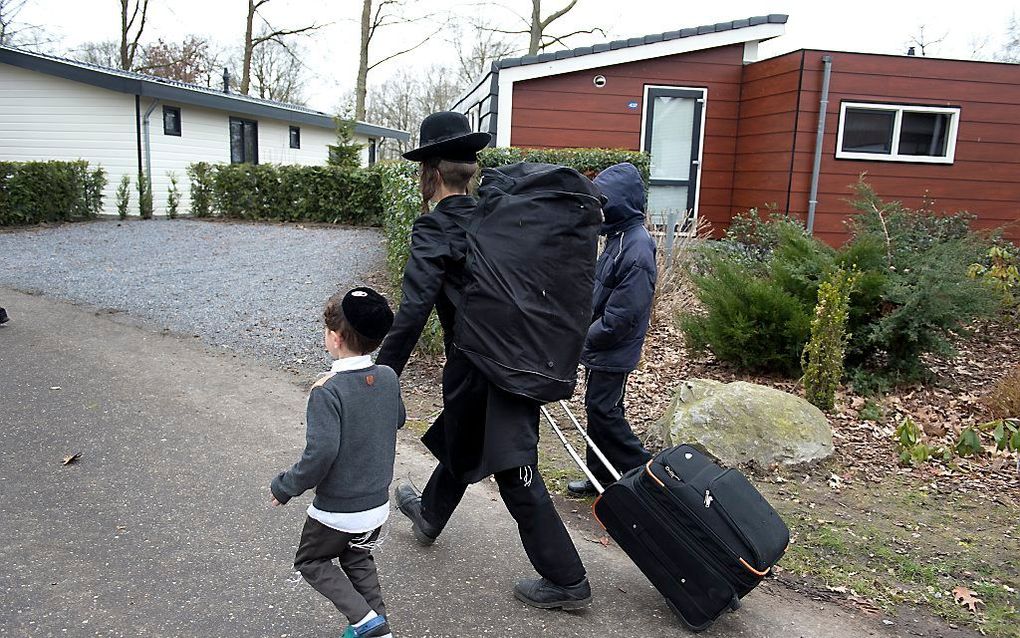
[{"xmin": 271, "ymin": 287, "xmax": 404, "ymax": 638}]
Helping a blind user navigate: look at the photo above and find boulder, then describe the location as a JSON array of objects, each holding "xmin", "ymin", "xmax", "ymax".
[{"xmin": 658, "ymin": 379, "xmax": 833, "ymax": 467}]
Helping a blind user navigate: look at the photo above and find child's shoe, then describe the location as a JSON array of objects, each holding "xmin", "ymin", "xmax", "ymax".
[{"xmin": 342, "ymin": 615, "xmax": 391, "ymax": 638}]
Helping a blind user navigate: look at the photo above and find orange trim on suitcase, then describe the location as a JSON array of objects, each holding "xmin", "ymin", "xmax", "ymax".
[
  {"xmin": 591, "ymin": 494, "xmax": 607, "ymax": 530},
  {"xmin": 739, "ymin": 557, "xmax": 771, "ymax": 577},
  {"xmin": 645, "ymin": 460, "xmax": 665, "ymax": 487}
]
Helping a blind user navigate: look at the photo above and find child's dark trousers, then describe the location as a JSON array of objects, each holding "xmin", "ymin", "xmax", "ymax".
[{"xmin": 294, "ymin": 516, "xmax": 386, "ymax": 623}]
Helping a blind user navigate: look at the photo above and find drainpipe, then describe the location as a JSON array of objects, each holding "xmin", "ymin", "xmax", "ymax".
[
  {"xmin": 806, "ymin": 55, "xmax": 832, "ymax": 235},
  {"xmin": 141, "ymin": 98, "xmax": 160, "ymax": 208}
]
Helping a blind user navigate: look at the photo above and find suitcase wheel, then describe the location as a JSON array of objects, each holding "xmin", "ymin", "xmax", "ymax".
[{"xmin": 729, "ymin": 594, "xmax": 741, "ymax": 612}]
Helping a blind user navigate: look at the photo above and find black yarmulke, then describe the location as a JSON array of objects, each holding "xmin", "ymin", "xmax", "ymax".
[{"xmin": 341, "ymin": 287, "xmax": 394, "ymax": 340}]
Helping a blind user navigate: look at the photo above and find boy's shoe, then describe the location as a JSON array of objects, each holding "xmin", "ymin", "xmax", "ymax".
[
  {"xmin": 342, "ymin": 615, "xmax": 391, "ymax": 637},
  {"xmin": 0, "ymin": 308, "xmax": 8, "ymax": 325},
  {"xmin": 566, "ymin": 479, "xmax": 598, "ymax": 497},
  {"xmin": 393, "ymin": 482, "xmax": 438, "ymax": 545},
  {"xmin": 514, "ymin": 577, "xmax": 592, "ymax": 610}
]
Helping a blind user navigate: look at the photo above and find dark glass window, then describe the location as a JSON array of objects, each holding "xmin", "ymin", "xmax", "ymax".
[
  {"xmin": 163, "ymin": 106, "xmax": 181, "ymax": 136},
  {"xmin": 841, "ymin": 108, "xmax": 895, "ymax": 154},
  {"xmin": 229, "ymin": 117, "xmax": 258, "ymax": 164},
  {"xmin": 898, "ymin": 111, "xmax": 951, "ymax": 156},
  {"xmin": 289, "ymin": 126, "xmax": 300, "ymax": 149},
  {"xmin": 368, "ymin": 139, "xmax": 376, "ymax": 165}
]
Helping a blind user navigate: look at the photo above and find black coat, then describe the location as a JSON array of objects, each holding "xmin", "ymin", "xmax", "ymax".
[
  {"xmin": 580, "ymin": 163, "xmax": 657, "ymax": 373},
  {"xmin": 376, "ymin": 195, "xmax": 539, "ymax": 483}
]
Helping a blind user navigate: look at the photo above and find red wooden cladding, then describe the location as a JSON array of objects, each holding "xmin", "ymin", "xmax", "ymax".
[{"xmin": 507, "ymin": 42, "xmax": 1019, "ymax": 243}]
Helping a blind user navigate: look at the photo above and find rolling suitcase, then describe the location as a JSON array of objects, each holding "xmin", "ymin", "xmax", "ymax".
[{"xmin": 542, "ymin": 402, "xmax": 790, "ymax": 632}]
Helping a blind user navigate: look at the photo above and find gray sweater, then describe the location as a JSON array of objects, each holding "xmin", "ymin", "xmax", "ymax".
[{"xmin": 271, "ymin": 364, "xmax": 405, "ymax": 513}]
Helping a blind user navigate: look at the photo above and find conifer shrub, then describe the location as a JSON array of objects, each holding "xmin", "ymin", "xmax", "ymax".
[
  {"xmin": 166, "ymin": 172, "xmax": 180, "ymax": 219},
  {"xmin": 116, "ymin": 174, "xmax": 131, "ymax": 219},
  {"xmin": 803, "ymin": 269, "xmax": 857, "ymax": 411}
]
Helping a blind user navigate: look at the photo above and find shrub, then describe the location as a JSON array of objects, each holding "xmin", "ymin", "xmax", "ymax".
[
  {"xmin": 187, "ymin": 162, "xmax": 213, "ymax": 217},
  {"xmin": 969, "ymin": 245, "xmax": 1019, "ymax": 307},
  {"xmin": 186, "ymin": 162, "xmax": 383, "ymax": 225},
  {"xmin": 0, "ymin": 160, "xmax": 106, "ymax": 225},
  {"xmin": 681, "ymin": 257, "xmax": 811, "ymax": 375},
  {"xmin": 478, "ymin": 147, "xmax": 650, "ymax": 183},
  {"xmin": 116, "ymin": 174, "xmax": 131, "ymax": 219},
  {"xmin": 803, "ymin": 268, "xmax": 857, "ymax": 411},
  {"xmin": 982, "ymin": 365, "xmax": 1020, "ymax": 420},
  {"xmin": 327, "ymin": 117, "xmax": 363, "ymax": 169},
  {"xmin": 166, "ymin": 172, "xmax": 180, "ymax": 219},
  {"xmin": 137, "ymin": 174, "xmax": 153, "ymax": 219}
]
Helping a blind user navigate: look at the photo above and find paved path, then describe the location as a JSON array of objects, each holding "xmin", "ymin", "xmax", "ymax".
[{"xmin": 0, "ymin": 288, "xmax": 902, "ymax": 637}]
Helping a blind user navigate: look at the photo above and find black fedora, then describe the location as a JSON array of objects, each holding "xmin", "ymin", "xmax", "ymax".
[{"xmin": 403, "ymin": 111, "xmax": 492, "ymax": 162}]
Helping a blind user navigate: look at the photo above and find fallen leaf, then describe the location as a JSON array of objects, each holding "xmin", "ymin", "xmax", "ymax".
[
  {"xmin": 952, "ymin": 586, "xmax": 985, "ymax": 613},
  {"xmin": 61, "ymin": 453, "xmax": 81, "ymax": 466},
  {"xmin": 50, "ymin": 386, "xmax": 61, "ymax": 391}
]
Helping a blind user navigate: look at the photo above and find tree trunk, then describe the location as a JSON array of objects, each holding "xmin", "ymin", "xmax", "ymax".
[
  {"xmin": 119, "ymin": 0, "xmax": 130, "ymax": 69},
  {"xmin": 529, "ymin": 0, "xmax": 542, "ymax": 55},
  {"xmin": 355, "ymin": 0, "xmax": 372, "ymax": 121},
  {"xmin": 240, "ymin": 0, "xmax": 255, "ymax": 94}
]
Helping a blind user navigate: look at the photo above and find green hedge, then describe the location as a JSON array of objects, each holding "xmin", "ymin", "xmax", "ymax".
[
  {"xmin": 186, "ymin": 162, "xmax": 383, "ymax": 225},
  {"xmin": 478, "ymin": 147, "xmax": 650, "ymax": 183},
  {"xmin": 0, "ymin": 160, "xmax": 106, "ymax": 225}
]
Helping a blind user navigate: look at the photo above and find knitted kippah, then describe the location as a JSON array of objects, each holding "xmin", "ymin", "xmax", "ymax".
[{"xmin": 341, "ymin": 287, "xmax": 394, "ymax": 340}]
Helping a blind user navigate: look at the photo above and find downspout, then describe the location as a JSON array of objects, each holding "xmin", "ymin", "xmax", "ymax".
[
  {"xmin": 141, "ymin": 98, "xmax": 160, "ymax": 204},
  {"xmin": 806, "ymin": 55, "xmax": 832, "ymax": 235}
]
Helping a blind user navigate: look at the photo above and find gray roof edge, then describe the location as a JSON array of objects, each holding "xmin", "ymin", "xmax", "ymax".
[{"xmin": 0, "ymin": 45, "xmax": 409, "ymax": 141}]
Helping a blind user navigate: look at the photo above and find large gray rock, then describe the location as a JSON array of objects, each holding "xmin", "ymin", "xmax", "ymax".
[{"xmin": 658, "ymin": 379, "xmax": 833, "ymax": 467}]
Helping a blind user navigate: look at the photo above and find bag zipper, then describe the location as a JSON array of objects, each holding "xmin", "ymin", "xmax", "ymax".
[{"xmin": 644, "ymin": 461, "xmax": 768, "ymax": 582}]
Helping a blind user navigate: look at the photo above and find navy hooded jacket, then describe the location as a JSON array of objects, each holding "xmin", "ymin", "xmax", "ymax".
[{"xmin": 580, "ymin": 163, "xmax": 657, "ymax": 373}]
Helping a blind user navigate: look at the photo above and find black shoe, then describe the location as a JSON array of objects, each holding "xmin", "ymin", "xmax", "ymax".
[
  {"xmin": 566, "ymin": 479, "xmax": 598, "ymax": 497},
  {"xmin": 0, "ymin": 308, "xmax": 7, "ymax": 325},
  {"xmin": 393, "ymin": 482, "xmax": 438, "ymax": 546},
  {"xmin": 514, "ymin": 577, "xmax": 592, "ymax": 610}
]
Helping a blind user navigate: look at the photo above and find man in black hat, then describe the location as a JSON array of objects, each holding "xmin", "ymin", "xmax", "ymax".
[{"xmin": 377, "ymin": 111, "xmax": 592, "ymax": 610}]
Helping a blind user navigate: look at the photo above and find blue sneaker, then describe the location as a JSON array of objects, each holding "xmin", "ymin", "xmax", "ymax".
[{"xmin": 341, "ymin": 615, "xmax": 391, "ymax": 638}]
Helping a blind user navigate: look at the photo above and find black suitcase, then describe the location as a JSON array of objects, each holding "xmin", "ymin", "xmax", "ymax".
[{"xmin": 543, "ymin": 403, "xmax": 790, "ymax": 632}]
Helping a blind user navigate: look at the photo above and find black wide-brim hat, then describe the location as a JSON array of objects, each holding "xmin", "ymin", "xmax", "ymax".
[{"xmin": 403, "ymin": 111, "xmax": 492, "ymax": 163}]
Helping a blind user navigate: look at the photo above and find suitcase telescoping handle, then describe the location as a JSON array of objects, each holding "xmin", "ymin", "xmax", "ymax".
[{"xmin": 540, "ymin": 400, "xmax": 621, "ymax": 495}]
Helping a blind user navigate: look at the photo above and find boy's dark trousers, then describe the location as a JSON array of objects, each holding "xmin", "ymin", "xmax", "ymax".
[
  {"xmin": 294, "ymin": 517, "xmax": 386, "ymax": 623},
  {"xmin": 584, "ymin": 369, "xmax": 652, "ymax": 485}
]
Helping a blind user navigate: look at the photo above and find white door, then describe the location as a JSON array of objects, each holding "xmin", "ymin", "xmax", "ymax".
[{"xmin": 642, "ymin": 87, "xmax": 705, "ymax": 228}]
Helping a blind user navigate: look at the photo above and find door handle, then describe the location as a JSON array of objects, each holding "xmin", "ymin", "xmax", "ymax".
[{"xmin": 691, "ymin": 160, "xmax": 700, "ymax": 165}]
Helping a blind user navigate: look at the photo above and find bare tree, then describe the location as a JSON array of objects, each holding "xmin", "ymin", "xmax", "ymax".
[
  {"xmin": 906, "ymin": 24, "xmax": 947, "ymax": 57},
  {"xmin": 996, "ymin": 13, "xmax": 1020, "ymax": 62},
  {"xmin": 240, "ymin": 0, "xmax": 322, "ymax": 95},
  {"xmin": 0, "ymin": 0, "xmax": 51, "ymax": 49},
  {"xmin": 249, "ymin": 35, "xmax": 305, "ymax": 104},
  {"xmin": 136, "ymin": 35, "xmax": 221, "ymax": 85},
  {"xmin": 483, "ymin": 0, "xmax": 604, "ymax": 56},
  {"xmin": 365, "ymin": 64, "xmax": 462, "ymax": 156},
  {"xmin": 75, "ymin": 40, "xmax": 121, "ymax": 67},
  {"xmin": 355, "ymin": 0, "xmax": 440, "ymax": 121},
  {"xmin": 120, "ymin": 0, "xmax": 150, "ymax": 70},
  {"xmin": 453, "ymin": 19, "xmax": 518, "ymax": 86}
]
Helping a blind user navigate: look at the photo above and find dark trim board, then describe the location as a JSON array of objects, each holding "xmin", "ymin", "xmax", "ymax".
[{"xmin": 134, "ymin": 95, "xmax": 142, "ymax": 178}]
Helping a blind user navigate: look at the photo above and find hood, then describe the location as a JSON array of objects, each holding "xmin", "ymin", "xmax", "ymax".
[{"xmin": 594, "ymin": 162, "xmax": 646, "ymax": 236}]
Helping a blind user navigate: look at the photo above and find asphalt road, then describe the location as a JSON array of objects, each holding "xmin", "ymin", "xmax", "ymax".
[{"xmin": 0, "ymin": 288, "xmax": 902, "ymax": 637}]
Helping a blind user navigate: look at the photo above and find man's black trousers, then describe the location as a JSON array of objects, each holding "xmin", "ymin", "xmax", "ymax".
[
  {"xmin": 584, "ymin": 369, "xmax": 652, "ymax": 485},
  {"xmin": 420, "ymin": 462, "xmax": 587, "ymax": 587}
]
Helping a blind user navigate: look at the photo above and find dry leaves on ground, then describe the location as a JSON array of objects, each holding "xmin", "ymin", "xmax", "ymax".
[
  {"xmin": 61, "ymin": 452, "xmax": 81, "ymax": 466},
  {"xmin": 952, "ymin": 586, "xmax": 985, "ymax": 613}
]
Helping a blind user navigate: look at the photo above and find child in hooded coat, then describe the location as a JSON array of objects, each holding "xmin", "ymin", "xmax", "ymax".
[{"xmin": 569, "ymin": 162, "xmax": 657, "ymax": 495}]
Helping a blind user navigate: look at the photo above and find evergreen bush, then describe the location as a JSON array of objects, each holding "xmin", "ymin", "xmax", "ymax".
[
  {"xmin": 478, "ymin": 147, "xmax": 650, "ymax": 184},
  {"xmin": 803, "ymin": 269, "xmax": 857, "ymax": 411},
  {"xmin": 116, "ymin": 174, "xmax": 130, "ymax": 219},
  {"xmin": 327, "ymin": 117, "xmax": 363, "ymax": 169},
  {"xmin": 166, "ymin": 172, "xmax": 180, "ymax": 219},
  {"xmin": 137, "ymin": 174, "xmax": 153, "ymax": 219},
  {"xmin": 0, "ymin": 160, "xmax": 106, "ymax": 225},
  {"xmin": 186, "ymin": 162, "xmax": 213, "ymax": 217}
]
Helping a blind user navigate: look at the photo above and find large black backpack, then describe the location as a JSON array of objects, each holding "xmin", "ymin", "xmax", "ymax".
[{"xmin": 454, "ymin": 162, "xmax": 603, "ymax": 402}]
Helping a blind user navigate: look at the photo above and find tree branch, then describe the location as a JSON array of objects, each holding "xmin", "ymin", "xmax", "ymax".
[
  {"xmin": 540, "ymin": 26, "xmax": 605, "ymax": 51},
  {"xmin": 368, "ymin": 27, "xmax": 442, "ymax": 71},
  {"xmin": 539, "ymin": 0, "xmax": 578, "ymax": 30},
  {"xmin": 252, "ymin": 23, "xmax": 323, "ymax": 46}
]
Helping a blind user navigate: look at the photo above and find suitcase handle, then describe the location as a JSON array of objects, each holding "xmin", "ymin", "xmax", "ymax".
[{"xmin": 541, "ymin": 400, "xmax": 622, "ymax": 494}]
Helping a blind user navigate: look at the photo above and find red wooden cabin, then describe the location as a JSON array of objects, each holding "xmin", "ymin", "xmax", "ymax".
[{"xmin": 452, "ymin": 15, "xmax": 1020, "ymax": 245}]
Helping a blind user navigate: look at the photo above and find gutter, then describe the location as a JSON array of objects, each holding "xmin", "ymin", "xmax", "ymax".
[
  {"xmin": 141, "ymin": 98, "xmax": 159, "ymax": 203},
  {"xmin": 806, "ymin": 55, "xmax": 832, "ymax": 235}
]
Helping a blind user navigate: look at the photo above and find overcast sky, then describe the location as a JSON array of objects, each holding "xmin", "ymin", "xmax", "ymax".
[{"xmin": 18, "ymin": 0, "xmax": 1020, "ymax": 114}]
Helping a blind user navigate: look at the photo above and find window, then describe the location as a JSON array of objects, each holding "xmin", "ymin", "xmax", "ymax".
[
  {"xmin": 368, "ymin": 139, "xmax": 377, "ymax": 165},
  {"xmin": 836, "ymin": 102, "xmax": 959, "ymax": 164},
  {"xmin": 163, "ymin": 106, "xmax": 181, "ymax": 136},
  {"xmin": 229, "ymin": 117, "xmax": 258, "ymax": 164},
  {"xmin": 289, "ymin": 125, "xmax": 301, "ymax": 149}
]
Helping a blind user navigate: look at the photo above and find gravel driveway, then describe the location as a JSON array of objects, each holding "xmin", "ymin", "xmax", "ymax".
[{"xmin": 0, "ymin": 219, "xmax": 387, "ymax": 372}]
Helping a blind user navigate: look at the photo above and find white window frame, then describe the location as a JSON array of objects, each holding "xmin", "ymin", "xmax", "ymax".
[{"xmin": 836, "ymin": 101, "xmax": 960, "ymax": 164}]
